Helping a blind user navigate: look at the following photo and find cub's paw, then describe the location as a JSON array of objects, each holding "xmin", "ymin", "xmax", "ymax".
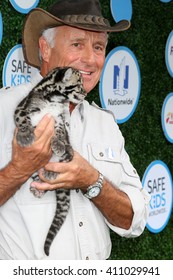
[
  {"xmin": 51, "ymin": 139, "xmax": 65, "ymax": 157},
  {"xmin": 64, "ymin": 144, "xmax": 74, "ymax": 161},
  {"xmin": 16, "ymin": 129, "xmax": 34, "ymax": 147},
  {"xmin": 30, "ymin": 186, "xmax": 45, "ymax": 198}
]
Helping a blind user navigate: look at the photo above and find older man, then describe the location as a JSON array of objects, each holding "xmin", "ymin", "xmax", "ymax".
[{"xmin": 0, "ymin": 0, "xmax": 150, "ymax": 259}]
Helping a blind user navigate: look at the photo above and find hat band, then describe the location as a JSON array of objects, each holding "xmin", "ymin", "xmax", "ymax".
[{"xmin": 59, "ymin": 14, "xmax": 111, "ymax": 27}]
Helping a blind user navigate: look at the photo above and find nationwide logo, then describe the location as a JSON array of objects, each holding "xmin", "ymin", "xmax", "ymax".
[
  {"xmin": 99, "ymin": 46, "xmax": 141, "ymax": 123},
  {"xmin": 9, "ymin": 0, "xmax": 39, "ymax": 14},
  {"xmin": 113, "ymin": 57, "xmax": 129, "ymax": 96},
  {"xmin": 2, "ymin": 44, "xmax": 38, "ymax": 87}
]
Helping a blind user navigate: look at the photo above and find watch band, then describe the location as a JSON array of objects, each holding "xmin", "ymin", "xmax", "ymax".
[{"xmin": 84, "ymin": 172, "xmax": 104, "ymax": 199}]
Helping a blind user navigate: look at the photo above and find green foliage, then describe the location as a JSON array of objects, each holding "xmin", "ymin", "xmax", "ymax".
[{"xmin": 0, "ymin": 0, "xmax": 173, "ymax": 260}]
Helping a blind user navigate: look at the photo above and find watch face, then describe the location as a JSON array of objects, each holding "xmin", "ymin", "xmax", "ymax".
[{"xmin": 88, "ymin": 186, "xmax": 100, "ymax": 197}]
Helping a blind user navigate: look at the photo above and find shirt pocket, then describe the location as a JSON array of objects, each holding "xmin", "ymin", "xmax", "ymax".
[
  {"xmin": 87, "ymin": 143, "xmax": 123, "ymax": 187},
  {"xmin": 87, "ymin": 143, "xmax": 139, "ymax": 188}
]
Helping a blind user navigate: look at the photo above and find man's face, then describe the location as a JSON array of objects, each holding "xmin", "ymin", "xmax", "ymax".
[{"xmin": 42, "ymin": 26, "xmax": 107, "ymax": 94}]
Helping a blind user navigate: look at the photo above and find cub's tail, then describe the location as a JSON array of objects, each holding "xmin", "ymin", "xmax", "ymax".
[{"xmin": 44, "ymin": 189, "xmax": 70, "ymax": 256}]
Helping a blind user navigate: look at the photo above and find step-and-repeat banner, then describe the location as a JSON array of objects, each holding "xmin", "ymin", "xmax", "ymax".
[{"xmin": 0, "ymin": 0, "xmax": 173, "ymax": 236}]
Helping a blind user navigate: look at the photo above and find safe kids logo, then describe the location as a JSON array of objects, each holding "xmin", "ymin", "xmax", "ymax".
[
  {"xmin": 165, "ymin": 30, "xmax": 173, "ymax": 77},
  {"xmin": 0, "ymin": 12, "xmax": 3, "ymax": 45},
  {"xmin": 161, "ymin": 92, "xmax": 173, "ymax": 143},
  {"xmin": 2, "ymin": 44, "xmax": 38, "ymax": 87},
  {"xmin": 142, "ymin": 160, "xmax": 173, "ymax": 233},
  {"xmin": 9, "ymin": 0, "xmax": 39, "ymax": 14},
  {"xmin": 99, "ymin": 46, "xmax": 141, "ymax": 123}
]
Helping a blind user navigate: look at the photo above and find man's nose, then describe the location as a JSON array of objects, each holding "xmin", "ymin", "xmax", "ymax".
[{"xmin": 81, "ymin": 46, "xmax": 96, "ymax": 64}]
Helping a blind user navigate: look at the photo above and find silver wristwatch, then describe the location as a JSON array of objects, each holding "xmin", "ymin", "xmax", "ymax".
[{"xmin": 84, "ymin": 172, "xmax": 104, "ymax": 199}]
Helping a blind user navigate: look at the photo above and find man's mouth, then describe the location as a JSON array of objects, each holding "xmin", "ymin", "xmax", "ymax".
[{"xmin": 79, "ymin": 70, "xmax": 92, "ymax": 75}]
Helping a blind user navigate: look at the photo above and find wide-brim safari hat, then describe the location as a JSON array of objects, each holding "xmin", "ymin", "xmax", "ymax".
[{"xmin": 22, "ymin": 0, "xmax": 131, "ymax": 69}]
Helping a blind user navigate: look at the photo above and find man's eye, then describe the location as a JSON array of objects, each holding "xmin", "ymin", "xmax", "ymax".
[
  {"xmin": 95, "ymin": 45, "xmax": 104, "ymax": 51},
  {"xmin": 73, "ymin": 43, "xmax": 80, "ymax": 47}
]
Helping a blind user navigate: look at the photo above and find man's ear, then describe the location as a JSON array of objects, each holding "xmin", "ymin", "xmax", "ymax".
[{"xmin": 39, "ymin": 36, "xmax": 51, "ymax": 63}]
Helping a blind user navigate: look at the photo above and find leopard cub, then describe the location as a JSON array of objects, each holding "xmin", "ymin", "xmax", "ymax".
[{"xmin": 14, "ymin": 67, "xmax": 86, "ymax": 256}]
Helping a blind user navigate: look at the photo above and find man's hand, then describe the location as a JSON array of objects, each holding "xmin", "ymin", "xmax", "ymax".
[
  {"xmin": 0, "ymin": 114, "xmax": 55, "ymax": 205},
  {"xmin": 30, "ymin": 150, "xmax": 134, "ymax": 229},
  {"xmin": 11, "ymin": 114, "xmax": 55, "ymax": 179},
  {"xmin": 30, "ymin": 151, "xmax": 99, "ymax": 191}
]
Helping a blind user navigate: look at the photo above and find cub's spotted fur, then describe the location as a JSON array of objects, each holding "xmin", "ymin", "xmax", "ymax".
[{"xmin": 14, "ymin": 67, "xmax": 86, "ymax": 256}]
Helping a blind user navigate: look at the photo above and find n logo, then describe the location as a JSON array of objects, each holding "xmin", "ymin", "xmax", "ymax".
[{"xmin": 113, "ymin": 57, "xmax": 129, "ymax": 96}]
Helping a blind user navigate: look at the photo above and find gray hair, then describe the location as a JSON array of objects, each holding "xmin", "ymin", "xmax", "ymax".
[
  {"xmin": 42, "ymin": 27, "xmax": 57, "ymax": 47},
  {"xmin": 38, "ymin": 27, "xmax": 57, "ymax": 62}
]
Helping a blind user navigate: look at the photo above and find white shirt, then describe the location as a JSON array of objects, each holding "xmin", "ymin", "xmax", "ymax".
[{"xmin": 0, "ymin": 72, "xmax": 150, "ymax": 259}]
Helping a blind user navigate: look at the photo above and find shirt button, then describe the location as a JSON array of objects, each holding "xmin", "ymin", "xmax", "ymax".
[
  {"xmin": 79, "ymin": 222, "xmax": 83, "ymax": 227},
  {"xmin": 76, "ymin": 189, "xmax": 79, "ymax": 193},
  {"xmin": 99, "ymin": 152, "xmax": 104, "ymax": 157},
  {"xmin": 86, "ymin": 256, "xmax": 89, "ymax": 260}
]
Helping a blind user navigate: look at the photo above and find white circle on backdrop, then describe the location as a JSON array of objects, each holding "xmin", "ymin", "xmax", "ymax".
[
  {"xmin": 165, "ymin": 30, "xmax": 173, "ymax": 77},
  {"xmin": 161, "ymin": 92, "xmax": 173, "ymax": 143},
  {"xmin": 2, "ymin": 44, "xmax": 38, "ymax": 87},
  {"xmin": 9, "ymin": 0, "xmax": 39, "ymax": 14},
  {"xmin": 142, "ymin": 160, "xmax": 173, "ymax": 233},
  {"xmin": 99, "ymin": 46, "xmax": 141, "ymax": 123}
]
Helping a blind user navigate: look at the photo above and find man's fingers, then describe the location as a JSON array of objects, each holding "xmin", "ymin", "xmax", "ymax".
[{"xmin": 34, "ymin": 114, "xmax": 55, "ymax": 140}]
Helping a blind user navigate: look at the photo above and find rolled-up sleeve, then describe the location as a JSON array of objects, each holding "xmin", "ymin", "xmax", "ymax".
[
  {"xmin": 106, "ymin": 186, "xmax": 150, "ymax": 237},
  {"xmin": 105, "ymin": 135, "xmax": 151, "ymax": 237}
]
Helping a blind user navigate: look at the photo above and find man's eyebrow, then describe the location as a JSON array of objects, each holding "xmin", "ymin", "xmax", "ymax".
[
  {"xmin": 71, "ymin": 38, "xmax": 107, "ymax": 44},
  {"xmin": 70, "ymin": 37, "xmax": 86, "ymax": 42},
  {"xmin": 95, "ymin": 40, "xmax": 107, "ymax": 45},
  {"xmin": 94, "ymin": 39, "xmax": 108, "ymax": 47}
]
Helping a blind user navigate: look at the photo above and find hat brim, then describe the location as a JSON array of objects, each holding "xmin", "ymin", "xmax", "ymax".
[{"xmin": 22, "ymin": 8, "xmax": 130, "ymax": 69}]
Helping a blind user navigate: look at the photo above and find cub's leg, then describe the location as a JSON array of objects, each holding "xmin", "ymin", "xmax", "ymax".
[{"xmin": 42, "ymin": 118, "xmax": 73, "ymax": 181}]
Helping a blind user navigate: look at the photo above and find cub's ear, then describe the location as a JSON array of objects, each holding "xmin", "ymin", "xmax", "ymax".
[{"xmin": 62, "ymin": 68, "xmax": 73, "ymax": 83}]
